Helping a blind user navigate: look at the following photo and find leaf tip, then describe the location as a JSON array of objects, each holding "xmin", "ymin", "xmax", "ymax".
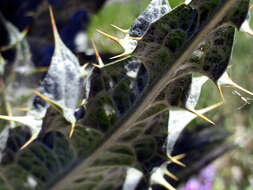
[{"xmin": 49, "ymin": 5, "xmax": 60, "ymax": 42}]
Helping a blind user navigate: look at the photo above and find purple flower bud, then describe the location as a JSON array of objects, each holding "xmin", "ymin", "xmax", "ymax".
[
  {"xmin": 183, "ymin": 178, "xmax": 202, "ymax": 190},
  {"xmin": 182, "ymin": 165, "xmax": 217, "ymax": 190},
  {"xmin": 200, "ymin": 165, "xmax": 216, "ymax": 183}
]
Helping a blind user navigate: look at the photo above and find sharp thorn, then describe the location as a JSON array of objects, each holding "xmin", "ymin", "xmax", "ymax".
[
  {"xmin": 49, "ymin": 6, "xmax": 60, "ymax": 41},
  {"xmin": 20, "ymin": 136, "xmax": 37, "ymax": 150},
  {"xmin": 14, "ymin": 107, "xmax": 30, "ymax": 112},
  {"xmin": 162, "ymin": 182, "xmax": 176, "ymax": 190},
  {"xmin": 0, "ymin": 115, "xmax": 31, "ymax": 128},
  {"xmin": 219, "ymin": 73, "xmax": 253, "ymax": 96},
  {"xmin": 0, "ymin": 115, "xmax": 16, "ymax": 122},
  {"xmin": 129, "ymin": 36, "xmax": 142, "ymax": 41},
  {"xmin": 230, "ymin": 82, "xmax": 253, "ymax": 96},
  {"xmin": 93, "ymin": 64, "xmax": 102, "ymax": 69},
  {"xmin": 199, "ymin": 102, "xmax": 224, "ymax": 114},
  {"xmin": 91, "ymin": 40, "xmax": 99, "ymax": 57},
  {"xmin": 21, "ymin": 27, "xmax": 29, "ymax": 38},
  {"xmin": 216, "ymin": 84, "xmax": 225, "ymax": 102},
  {"xmin": 81, "ymin": 62, "xmax": 89, "ymax": 70},
  {"xmin": 164, "ymin": 170, "xmax": 178, "ymax": 181},
  {"xmin": 69, "ymin": 122, "xmax": 76, "ymax": 138},
  {"xmin": 168, "ymin": 155, "xmax": 186, "ymax": 167},
  {"xmin": 151, "ymin": 168, "xmax": 176, "ymax": 190},
  {"xmin": 171, "ymin": 153, "xmax": 185, "ymax": 161},
  {"xmin": 32, "ymin": 67, "xmax": 49, "ymax": 74},
  {"xmin": 81, "ymin": 99, "xmax": 87, "ymax": 106},
  {"xmin": 186, "ymin": 108, "xmax": 216, "ymax": 126},
  {"xmin": 157, "ymin": 178, "xmax": 176, "ymax": 190},
  {"xmin": 33, "ymin": 90, "xmax": 62, "ymax": 112},
  {"xmin": 167, "ymin": 154, "xmax": 186, "ymax": 164},
  {"xmin": 110, "ymin": 52, "xmax": 129, "ymax": 60},
  {"xmin": 96, "ymin": 29, "xmax": 120, "ymax": 43},
  {"xmin": 81, "ymin": 64, "xmax": 89, "ymax": 77},
  {"xmin": 91, "ymin": 40, "xmax": 104, "ymax": 66},
  {"xmin": 49, "ymin": 6, "xmax": 57, "ymax": 32},
  {"xmin": 111, "ymin": 24, "xmax": 129, "ymax": 34},
  {"xmin": 93, "ymin": 55, "xmax": 131, "ymax": 69}
]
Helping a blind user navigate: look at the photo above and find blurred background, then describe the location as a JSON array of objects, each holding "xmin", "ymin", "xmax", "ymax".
[{"xmin": 1, "ymin": 0, "xmax": 253, "ymax": 189}]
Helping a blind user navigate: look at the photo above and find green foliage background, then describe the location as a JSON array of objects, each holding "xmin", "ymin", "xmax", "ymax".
[{"xmin": 88, "ymin": 0, "xmax": 253, "ymax": 189}]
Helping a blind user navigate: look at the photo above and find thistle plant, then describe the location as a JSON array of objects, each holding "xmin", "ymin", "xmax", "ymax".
[{"xmin": 0, "ymin": 0, "xmax": 252, "ymax": 190}]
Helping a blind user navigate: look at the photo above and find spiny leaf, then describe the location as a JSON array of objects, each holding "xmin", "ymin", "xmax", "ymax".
[
  {"xmin": 40, "ymin": 7, "xmax": 82, "ymax": 112},
  {"xmin": 43, "ymin": 2, "xmax": 247, "ymax": 189},
  {"xmin": 0, "ymin": 14, "xmax": 35, "ymax": 86},
  {"xmin": 0, "ymin": 12, "xmax": 28, "ymax": 52},
  {"xmin": 0, "ymin": 17, "xmax": 40, "ymax": 146},
  {"xmin": 34, "ymin": 7, "xmax": 83, "ymax": 137},
  {"xmin": 163, "ymin": 75, "xmax": 221, "ymax": 165},
  {"xmin": 0, "ymin": 1, "xmax": 250, "ymax": 190},
  {"xmin": 0, "ymin": 7, "xmax": 84, "ymax": 148}
]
